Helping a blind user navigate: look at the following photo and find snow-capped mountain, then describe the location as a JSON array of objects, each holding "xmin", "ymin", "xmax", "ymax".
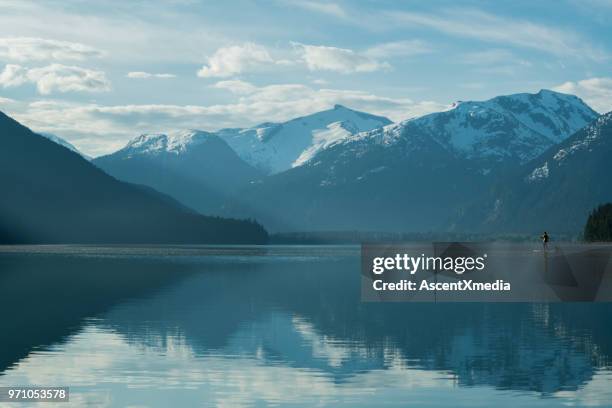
[
  {"xmin": 473, "ymin": 111, "xmax": 612, "ymax": 233},
  {"xmin": 93, "ymin": 130, "xmax": 262, "ymax": 216},
  {"xmin": 217, "ymin": 104, "xmax": 391, "ymax": 174},
  {"xmin": 93, "ymin": 106, "xmax": 389, "ymax": 219},
  {"xmin": 92, "ymin": 91, "xmax": 600, "ymax": 234},
  {"xmin": 118, "ymin": 129, "xmax": 217, "ymax": 156},
  {"xmin": 484, "ymin": 89, "xmax": 599, "ymax": 142},
  {"xmin": 225, "ymin": 90, "xmax": 599, "ymax": 232},
  {"xmin": 39, "ymin": 132, "xmax": 91, "ymax": 160},
  {"xmin": 402, "ymin": 89, "xmax": 598, "ymax": 164}
]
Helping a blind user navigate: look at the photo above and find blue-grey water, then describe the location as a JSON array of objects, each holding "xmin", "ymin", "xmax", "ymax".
[{"xmin": 1, "ymin": 245, "xmax": 612, "ymax": 407}]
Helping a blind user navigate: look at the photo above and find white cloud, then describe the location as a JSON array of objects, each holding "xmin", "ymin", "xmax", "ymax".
[
  {"xmin": 212, "ymin": 79, "xmax": 257, "ymax": 95},
  {"xmin": 28, "ymin": 65, "xmax": 110, "ymax": 94},
  {"xmin": 127, "ymin": 71, "xmax": 176, "ymax": 79},
  {"xmin": 293, "ymin": 43, "xmax": 390, "ymax": 74},
  {"xmin": 365, "ymin": 40, "xmax": 431, "ymax": 58},
  {"xmin": 553, "ymin": 77, "xmax": 612, "ymax": 114},
  {"xmin": 0, "ymin": 37, "xmax": 103, "ymax": 61},
  {"xmin": 274, "ymin": 59, "xmax": 296, "ymax": 66},
  {"xmin": 0, "ymin": 95, "xmax": 16, "ymax": 105},
  {"xmin": 197, "ymin": 43, "xmax": 274, "ymax": 78},
  {"xmin": 388, "ymin": 9, "xmax": 609, "ymax": 61},
  {"xmin": 198, "ymin": 41, "xmax": 417, "ymax": 77},
  {"xmin": 0, "ymin": 64, "xmax": 28, "ymax": 87},
  {"xmin": 0, "ymin": 63, "xmax": 110, "ymax": 94},
  {"xmin": 12, "ymin": 81, "xmax": 445, "ymax": 156},
  {"xmin": 0, "ymin": 3, "xmax": 229, "ymax": 65},
  {"xmin": 285, "ymin": 1, "xmax": 347, "ymax": 18}
]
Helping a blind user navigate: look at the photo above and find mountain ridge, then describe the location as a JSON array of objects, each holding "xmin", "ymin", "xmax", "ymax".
[
  {"xmin": 93, "ymin": 130, "xmax": 263, "ymax": 217},
  {"xmin": 17, "ymin": 89, "xmax": 603, "ymax": 236},
  {"xmin": 0, "ymin": 111, "xmax": 268, "ymax": 244},
  {"xmin": 222, "ymin": 90, "xmax": 599, "ymax": 233},
  {"xmin": 39, "ymin": 132, "xmax": 91, "ymax": 160},
  {"xmin": 216, "ymin": 104, "xmax": 392, "ymax": 174}
]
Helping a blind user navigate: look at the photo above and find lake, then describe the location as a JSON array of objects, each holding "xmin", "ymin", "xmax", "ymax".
[{"xmin": 1, "ymin": 245, "xmax": 612, "ymax": 407}]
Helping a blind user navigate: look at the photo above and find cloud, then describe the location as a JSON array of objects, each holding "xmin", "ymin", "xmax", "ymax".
[
  {"xmin": 0, "ymin": 64, "xmax": 28, "ymax": 87},
  {"xmin": 293, "ymin": 43, "xmax": 390, "ymax": 74},
  {"xmin": 0, "ymin": 37, "xmax": 103, "ymax": 61},
  {"xmin": 127, "ymin": 71, "xmax": 176, "ymax": 79},
  {"xmin": 197, "ymin": 43, "xmax": 274, "ymax": 78},
  {"xmin": 0, "ymin": 95, "xmax": 16, "ymax": 104},
  {"xmin": 365, "ymin": 40, "xmax": 431, "ymax": 58},
  {"xmin": 13, "ymin": 81, "xmax": 445, "ymax": 156},
  {"xmin": 198, "ymin": 41, "xmax": 418, "ymax": 77},
  {"xmin": 0, "ymin": 63, "xmax": 110, "ymax": 94},
  {"xmin": 209, "ymin": 81, "xmax": 442, "ymax": 122},
  {"xmin": 387, "ymin": 9, "xmax": 609, "ymax": 61},
  {"xmin": 284, "ymin": 1, "xmax": 347, "ymax": 18},
  {"xmin": 553, "ymin": 77, "xmax": 612, "ymax": 114},
  {"xmin": 212, "ymin": 79, "xmax": 257, "ymax": 94},
  {"xmin": 312, "ymin": 79, "xmax": 329, "ymax": 85}
]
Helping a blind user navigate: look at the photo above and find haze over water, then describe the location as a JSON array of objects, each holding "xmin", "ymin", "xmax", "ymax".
[{"xmin": 1, "ymin": 245, "xmax": 612, "ymax": 407}]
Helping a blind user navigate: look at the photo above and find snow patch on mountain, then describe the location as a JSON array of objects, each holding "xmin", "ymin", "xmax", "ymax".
[
  {"xmin": 330, "ymin": 89, "xmax": 598, "ymax": 165},
  {"xmin": 293, "ymin": 121, "xmax": 358, "ymax": 167},
  {"xmin": 217, "ymin": 105, "xmax": 391, "ymax": 174},
  {"xmin": 121, "ymin": 129, "xmax": 216, "ymax": 157},
  {"xmin": 552, "ymin": 113, "xmax": 611, "ymax": 163},
  {"xmin": 527, "ymin": 162, "xmax": 549, "ymax": 182},
  {"xmin": 350, "ymin": 121, "xmax": 405, "ymax": 144},
  {"xmin": 410, "ymin": 101, "xmax": 555, "ymax": 162},
  {"xmin": 356, "ymin": 165, "xmax": 387, "ymax": 182},
  {"xmin": 486, "ymin": 89, "xmax": 598, "ymax": 143}
]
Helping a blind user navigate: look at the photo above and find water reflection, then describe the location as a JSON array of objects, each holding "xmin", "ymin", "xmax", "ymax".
[{"xmin": 1, "ymin": 246, "xmax": 612, "ymax": 407}]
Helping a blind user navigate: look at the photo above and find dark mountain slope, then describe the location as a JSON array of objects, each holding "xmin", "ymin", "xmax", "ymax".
[
  {"xmin": 93, "ymin": 130, "xmax": 263, "ymax": 216},
  {"xmin": 0, "ymin": 112, "xmax": 267, "ymax": 244},
  {"xmin": 473, "ymin": 112, "xmax": 612, "ymax": 234}
]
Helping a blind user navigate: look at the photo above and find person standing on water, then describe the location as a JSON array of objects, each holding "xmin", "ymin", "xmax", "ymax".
[{"xmin": 541, "ymin": 231, "xmax": 550, "ymax": 250}]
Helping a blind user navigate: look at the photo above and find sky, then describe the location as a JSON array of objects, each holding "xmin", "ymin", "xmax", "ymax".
[{"xmin": 0, "ymin": 0, "xmax": 610, "ymax": 157}]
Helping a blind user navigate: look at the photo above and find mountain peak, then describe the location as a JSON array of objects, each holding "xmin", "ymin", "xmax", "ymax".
[
  {"xmin": 364, "ymin": 89, "xmax": 599, "ymax": 165},
  {"xmin": 535, "ymin": 88, "xmax": 576, "ymax": 99},
  {"xmin": 487, "ymin": 89, "xmax": 599, "ymax": 142},
  {"xmin": 537, "ymin": 88, "xmax": 559, "ymax": 96},
  {"xmin": 218, "ymin": 105, "xmax": 392, "ymax": 174},
  {"xmin": 123, "ymin": 129, "xmax": 217, "ymax": 156}
]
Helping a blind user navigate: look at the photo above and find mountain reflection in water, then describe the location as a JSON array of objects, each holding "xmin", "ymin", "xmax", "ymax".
[{"xmin": 1, "ymin": 245, "xmax": 612, "ymax": 407}]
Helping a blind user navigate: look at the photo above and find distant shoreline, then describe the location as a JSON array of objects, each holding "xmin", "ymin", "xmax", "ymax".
[{"xmin": 269, "ymin": 231, "xmax": 584, "ymax": 245}]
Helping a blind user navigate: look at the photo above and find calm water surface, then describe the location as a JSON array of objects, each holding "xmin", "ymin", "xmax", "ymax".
[{"xmin": 1, "ymin": 245, "xmax": 612, "ymax": 407}]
